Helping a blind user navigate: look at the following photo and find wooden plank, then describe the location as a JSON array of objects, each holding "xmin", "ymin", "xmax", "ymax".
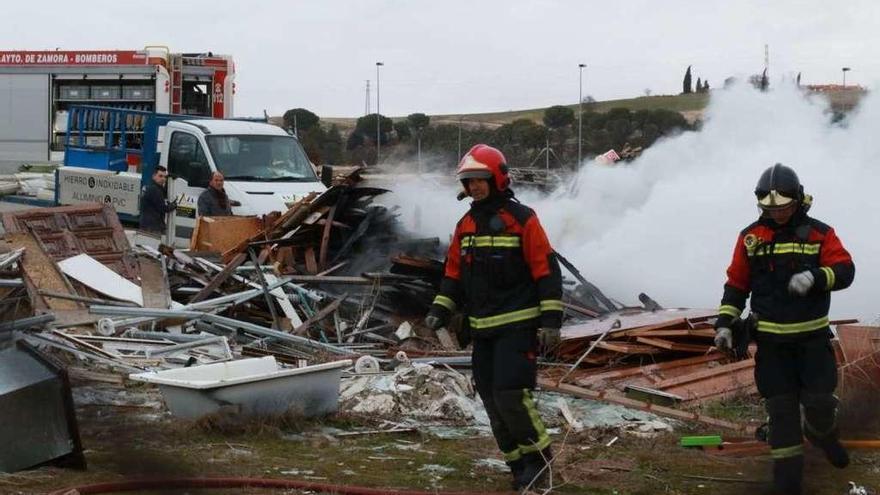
[
  {"xmin": 621, "ymin": 318, "xmax": 689, "ymax": 337},
  {"xmin": 539, "ymin": 379, "xmax": 753, "ymax": 433},
  {"xmin": 572, "ymin": 352, "xmax": 729, "ymax": 387},
  {"xmin": 188, "ymin": 251, "xmax": 248, "ymax": 303},
  {"xmin": 304, "ymin": 247, "xmax": 318, "ymax": 275},
  {"xmin": 291, "ymin": 295, "xmax": 348, "ymax": 337},
  {"xmin": 138, "ymin": 255, "xmax": 170, "ymax": 309},
  {"xmin": 191, "ymin": 216, "xmax": 263, "ymax": 253},
  {"xmin": 5, "ymin": 232, "xmax": 80, "ymax": 311},
  {"xmin": 52, "ymin": 330, "xmax": 119, "ymax": 359},
  {"xmin": 635, "ymin": 336, "xmax": 712, "ymax": 353},
  {"xmin": 595, "ymin": 340, "xmax": 665, "ymax": 355},
  {"xmin": 635, "ymin": 328, "xmax": 716, "ymax": 338},
  {"xmin": 654, "ymin": 358, "xmax": 755, "ymax": 389},
  {"xmin": 562, "ymin": 302, "xmax": 600, "ymax": 318},
  {"xmin": 318, "ymin": 203, "xmax": 338, "ymax": 271}
]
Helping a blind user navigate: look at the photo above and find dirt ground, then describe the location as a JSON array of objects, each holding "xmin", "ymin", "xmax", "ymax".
[{"xmin": 5, "ymin": 387, "xmax": 880, "ymax": 495}]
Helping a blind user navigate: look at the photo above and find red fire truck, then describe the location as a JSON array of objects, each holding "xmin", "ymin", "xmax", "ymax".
[{"xmin": 0, "ymin": 46, "xmax": 235, "ymax": 163}]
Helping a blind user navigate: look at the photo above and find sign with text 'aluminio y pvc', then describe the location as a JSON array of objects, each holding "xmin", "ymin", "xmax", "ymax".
[{"xmin": 57, "ymin": 168, "xmax": 141, "ymax": 216}]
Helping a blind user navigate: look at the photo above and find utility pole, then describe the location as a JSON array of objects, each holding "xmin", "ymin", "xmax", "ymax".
[
  {"xmin": 578, "ymin": 63, "xmax": 586, "ymax": 168},
  {"xmin": 364, "ymin": 80, "xmax": 370, "ymax": 115},
  {"xmin": 842, "ymin": 67, "xmax": 851, "ymax": 88},
  {"xmin": 376, "ymin": 62, "xmax": 383, "ymax": 164},
  {"xmin": 545, "ymin": 133, "xmax": 550, "ymax": 171}
]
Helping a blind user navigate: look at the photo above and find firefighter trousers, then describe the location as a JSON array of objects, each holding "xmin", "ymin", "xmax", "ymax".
[
  {"xmin": 755, "ymin": 333, "xmax": 840, "ymax": 494},
  {"xmin": 472, "ymin": 327, "xmax": 551, "ymax": 464}
]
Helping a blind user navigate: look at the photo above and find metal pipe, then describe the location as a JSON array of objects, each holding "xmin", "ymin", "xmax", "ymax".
[
  {"xmin": 0, "ymin": 313, "xmax": 55, "ymax": 332},
  {"xmin": 0, "ymin": 278, "xmax": 23, "ymax": 288},
  {"xmin": 146, "ymin": 336, "xmax": 227, "ymax": 358},
  {"xmin": 202, "ymin": 313, "xmax": 358, "ymax": 356},
  {"xmin": 0, "ymin": 248, "xmax": 24, "ymax": 270}
]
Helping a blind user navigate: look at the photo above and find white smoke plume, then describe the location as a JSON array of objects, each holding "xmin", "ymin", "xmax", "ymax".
[{"xmin": 382, "ymin": 83, "xmax": 879, "ymax": 321}]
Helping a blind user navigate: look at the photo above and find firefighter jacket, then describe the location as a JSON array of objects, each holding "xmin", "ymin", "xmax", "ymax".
[
  {"xmin": 716, "ymin": 211, "xmax": 854, "ymax": 341},
  {"xmin": 429, "ymin": 195, "xmax": 563, "ymax": 338}
]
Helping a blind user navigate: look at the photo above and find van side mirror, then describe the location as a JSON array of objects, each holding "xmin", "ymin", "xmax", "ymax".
[{"xmin": 190, "ymin": 164, "xmax": 211, "ymax": 188}]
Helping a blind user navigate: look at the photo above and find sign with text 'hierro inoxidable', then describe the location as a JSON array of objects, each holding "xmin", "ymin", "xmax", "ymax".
[{"xmin": 57, "ymin": 168, "xmax": 141, "ymax": 216}]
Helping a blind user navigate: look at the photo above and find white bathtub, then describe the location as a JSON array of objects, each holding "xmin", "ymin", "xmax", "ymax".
[{"xmin": 129, "ymin": 357, "xmax": 352, "ymax": 419}]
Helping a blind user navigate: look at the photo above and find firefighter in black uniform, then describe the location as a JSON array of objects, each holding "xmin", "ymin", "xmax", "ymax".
[
  {"xmin": 425, "ymin": 144, "xmax": 563, "ymax": 491},
  {"xmin": 714, "ymin": 163, "xmax": 854, "ymax": 494}
]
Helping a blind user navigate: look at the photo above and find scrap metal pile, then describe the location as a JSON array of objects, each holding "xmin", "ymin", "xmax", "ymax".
[{"xmin": 1, "ymin": 166, "xmax": 879, "ymax": 451}]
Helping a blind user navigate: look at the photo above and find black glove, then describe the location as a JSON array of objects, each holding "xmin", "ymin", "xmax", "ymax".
[
  {"xmin": 167, "ymin": 199, "xmax": 179, "ymax": 212},
  {"xmin": 537, "ymin": 327, "xmax": 561, "ymax": 352},
  {"xmin": 424, "ymin": 314, "xmax": 443, "ymax": 330},
  {"xmin": 714, "ymin": 327, "xmax": 733, "ymax": 352}
]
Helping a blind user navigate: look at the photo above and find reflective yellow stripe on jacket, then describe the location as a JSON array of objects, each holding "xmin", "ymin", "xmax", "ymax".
[
  {"xmin": 820, "ymin": 266, "xmax": 835, "ymax": 290},
  {"xmin": 469, "ymin": 306, "xmax": 541, "ymax": 330},
  {"xmin": 433, "ymin": 295, "xmax": 456, "ymax": 312},
  {"xmin": 757, "ymin": 316, "xmax": 829, "ymax": 335},
  {"xmin": 747, "ymin": 242, "xmax": 820, "ymax": 257},
  {"xmin": 460, "ymin": 235, "xmax": 521, "ymax": 248},
  {"xmin": 771, "ymin": 444, "xmax": 804, "ymax": 459},
  {"xmin": 718, "ymin": 304, "xmax": 742, "ymax": 319},
  {"xmin": 539, "ymin": 299, "xmax": 563, "ymax": 312}
]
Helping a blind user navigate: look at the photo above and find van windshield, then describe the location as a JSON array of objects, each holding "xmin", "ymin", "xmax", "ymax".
[{"xmin": 206, "ymin": 135, "xmax": 319, "ymax": 182}]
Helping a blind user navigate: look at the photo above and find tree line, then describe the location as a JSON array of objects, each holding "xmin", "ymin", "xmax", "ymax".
[{"xmin": 283, "ymin": 104, "xmax": 695, "ymax": 169}]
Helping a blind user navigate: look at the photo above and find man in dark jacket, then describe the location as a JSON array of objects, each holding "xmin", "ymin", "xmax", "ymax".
[
  {"xmin": 714, "ymin": 163, "xmax": 854, "ymax": 495},
  {"xmin": 197, "ymin": 172, "xmax": 235, "ymax": 217},
  {"xmin": 425, "ymin": 144, "xmax": 563, "ymax": 491},
  {"xmin": 139, "ymin": 166, "xmax": 176, "ymax": 233}
]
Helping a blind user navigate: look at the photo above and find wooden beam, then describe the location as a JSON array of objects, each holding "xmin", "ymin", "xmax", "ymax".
[
  {"xmin": 319, "ymin": 203, "xmax": 338, "ymax": 271},
  {"xmin": 539, "ymin": 378, "xmax": 753, "ymax": 433},
  {"xmin": 292, "ymin": 294, "xmax": 348, "ymax": 336},
  {"xmin": 188, "ymin": 251, "xmax": 248, "ymax": 303},
  {"xmin": 635, "ymin": 336, "xmax": 712, "ymax": 353}
]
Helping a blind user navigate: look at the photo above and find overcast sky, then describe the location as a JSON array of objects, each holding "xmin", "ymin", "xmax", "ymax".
[{"xmin": 3, "ymin": 0, "xmax": 877, "ymax": 118}]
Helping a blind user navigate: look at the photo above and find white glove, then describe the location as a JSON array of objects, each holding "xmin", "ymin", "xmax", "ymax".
[
  {"xmin": 714, "ymin": 327, "xmax": 733, "ymax": 352},
  {"xmin": 788, "ymin": 270, "xmax": 815, "ymax": 296}
]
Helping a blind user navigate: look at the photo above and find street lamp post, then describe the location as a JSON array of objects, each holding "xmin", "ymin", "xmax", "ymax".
[
  {"xmin": 457, "ymin": 117, "xmax": 462, "ymax": 160},
  {"xmin": 578, "ymin": 63, "xmax": 586, "ymax": 167},
  {"xmin": 376, "ymin": 62, "xmax": 384, "ymax": 164},
  {"xmin": 842, "ymin": 67, "xmax": 851, "ymax": 88}
]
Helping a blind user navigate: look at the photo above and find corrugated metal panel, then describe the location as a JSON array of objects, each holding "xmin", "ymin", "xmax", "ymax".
[{"xmin": 0, "ymin": 74, "xmax": 49, "ymax": 162}]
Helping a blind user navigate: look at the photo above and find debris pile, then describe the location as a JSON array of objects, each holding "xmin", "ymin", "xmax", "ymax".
[
  {"xmin": 1, "ymin": 166, "xmax": 879, "ymax": 474},
  {"xmin": 340, "ymin": 360, "xmax": 479, "ymax": 421}
]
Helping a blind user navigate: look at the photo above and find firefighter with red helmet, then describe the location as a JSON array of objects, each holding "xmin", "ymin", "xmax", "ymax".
[
  {"xmin": 425, "ymin": 144, "xmax": 563, "ymax": 490},
  {"xmin": 714, "ymin": 163, "xmax": 854, "ymax": 494}
]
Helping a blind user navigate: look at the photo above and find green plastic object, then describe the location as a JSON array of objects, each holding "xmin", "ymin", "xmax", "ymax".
[{"xmin": 680, "ymin": 435, "xmax": 723, "ymax": 447}]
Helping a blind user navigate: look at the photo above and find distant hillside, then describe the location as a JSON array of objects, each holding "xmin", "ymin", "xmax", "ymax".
[
  {"xmin": 321, "ymin": 93, "xmax": 710, "ymax": 132},
  {"xmin": 317, "ymin": 88, "xmax": 866, "ymax": 133}
]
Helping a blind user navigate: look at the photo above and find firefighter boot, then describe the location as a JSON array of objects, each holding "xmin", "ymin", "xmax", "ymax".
[
  {"xmin": 506, "ymin": 459, "xmax": 525, "ymax": 491},
  {"xmin": 517, "ymin": 447, "xmax": 553, "ymax": 491},
  {"xmin": 804, "ymin": 427, "xmax": 849, "ymax": 468},
  {"xmin": 801, "ymin": 393, "xmax": 849, "ymax": 468},
  {"xmin": 771, "ymin": 456, "xmax": 803, "ymax": 495}
]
